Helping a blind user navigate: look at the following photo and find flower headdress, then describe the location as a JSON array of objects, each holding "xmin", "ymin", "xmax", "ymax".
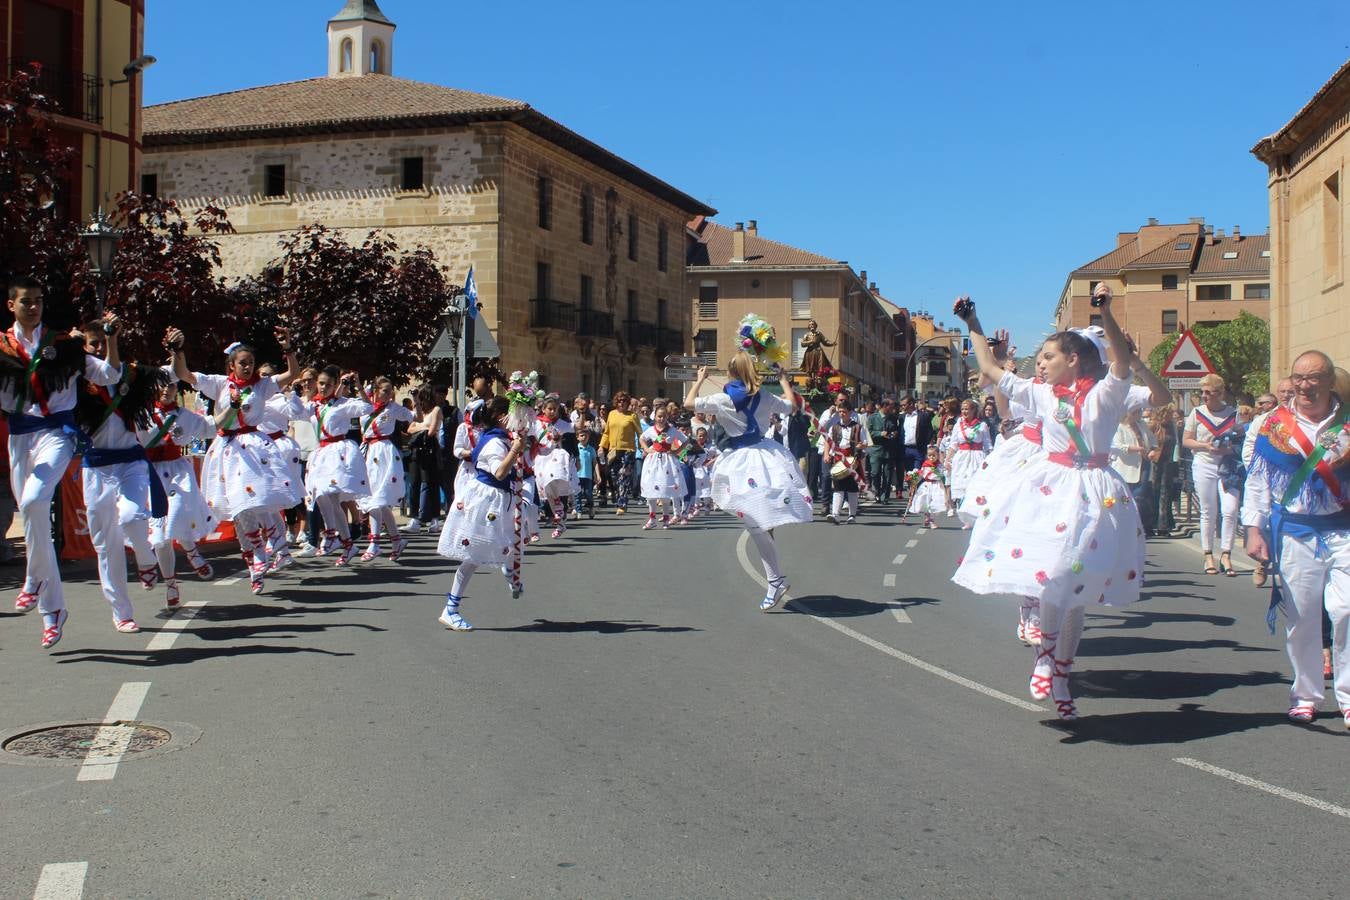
[
  {"xmin": 504, "ymin": 370, "xmax": 541, "ymax": 432},
  {"xmin": 737, "ymin": 313, "xmax": 789, "ymax": 367}
]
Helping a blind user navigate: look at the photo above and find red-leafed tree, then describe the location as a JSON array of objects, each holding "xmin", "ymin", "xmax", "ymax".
[
  {"xmin": 80, "ymin": 192, "xmax": 242, "ymax": 365},
  {"xmin": 267, "ymin": 225, "xmax": 449, "ymax": 385},
  {"xmin": 0, "ymin": 63, "xmax": 87, "ymax": 328}
]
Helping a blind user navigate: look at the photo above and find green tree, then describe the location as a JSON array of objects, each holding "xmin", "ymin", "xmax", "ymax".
[{"xmin": 1147, "ymin": 312, "xmax": 1270, "ymax": 397}]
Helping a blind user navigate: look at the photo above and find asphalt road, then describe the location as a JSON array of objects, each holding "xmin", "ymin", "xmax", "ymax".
[{"xmin": 1, "ymin": 501, "xmax": 1345, "ymax": 898}]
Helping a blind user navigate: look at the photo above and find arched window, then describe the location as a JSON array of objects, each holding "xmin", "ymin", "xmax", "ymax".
[
  {"xmin": 340, "ymin": 38, "xmax": 353, "ymax": 73},
  {"xmin": 369, "ymin": 40, "xmax": 384, "ymax": 74}
]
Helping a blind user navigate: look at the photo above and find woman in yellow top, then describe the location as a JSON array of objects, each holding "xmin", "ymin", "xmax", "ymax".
[{"xmin": 600, "ymin": 391, "xmax": 641, "ymax": 514}]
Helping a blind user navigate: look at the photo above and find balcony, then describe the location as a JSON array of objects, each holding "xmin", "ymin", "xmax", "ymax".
[
  {"xmin": 577, "ymin": 308, "xmax": 615, "ymax": 339},
  {"xmin": 531, "ymin": 298, "xmax": 577, "ymax": 332},
  {"xmin": 624, "ymin": 320, "xmax": 657, "ymax": 347},
  {"xmin": 9, "ymin": 59, "xmax": 102, "ymax": 124},
  {"xmin": 657, "ymin": 327, "xmax": 685, "ymax": 354}
]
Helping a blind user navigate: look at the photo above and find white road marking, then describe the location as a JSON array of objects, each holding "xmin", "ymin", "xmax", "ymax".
[
  {"xmin": 891, "ymin": 554, "xmax": 908, "ymax": 566},
  {"xmin": 736, "ymin": 533, "xmax": 1040, "ymax": 712},
  {"xmin": 915, "ymin": 528, "xmax": 928, "ymax": 535},
  {"xmin": 144, "ymin": 601, "xmax": 208, "ymax": 652},
  {"xmin": 76, "ymin": 682, "xmax": 152, "ymax": 782},
  {"xmin": 890, "ymin": 607, "xmax": 913, "ymax": 624},
  {"xmin": 905, "ymin": 539, "xmax": 918, "ymax": 549},
  {"xmin": 33, "ymin": 862, "xmax": 87, "ymax": 899},
  {"xmin": 883, "ymin": 573, "xmax": 897, "ymax": 587},
  {"xmin": 215, "ymin": 576, "xmax": 242, "ymax": 587},
  {"xmin": 1174, "ymin": 757, "xmax": 1350, "ymax": 820}
]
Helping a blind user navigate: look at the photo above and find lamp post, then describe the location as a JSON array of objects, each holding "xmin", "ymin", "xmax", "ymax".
[
  {"xmin": 79, "ymin": 207, "xmax": 123, "ymax": 315},
  {"xmin": 440, "ymin": 285, "xmax": 467, "ymax": 406}
]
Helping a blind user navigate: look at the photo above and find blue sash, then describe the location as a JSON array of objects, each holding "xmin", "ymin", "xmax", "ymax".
[
  {"xmin": 82, "ymin": 444, "xmax": 169, "ymax": 518},
  {"xmin": 1264, "ymin": 504, "xmax": 1350, "ymax": 633},
  {"xmin": 723, "ymin": 382, "xmax": 763, "ymax": 450},
  {"xmin": 8, "ymin": 409, "xmax": 90, "ymax": 453},
  {"xmin": 471, "ymin": 429, "xmax": 514, "ymax": 492}
]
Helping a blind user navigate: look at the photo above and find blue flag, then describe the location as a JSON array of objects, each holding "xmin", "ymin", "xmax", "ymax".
[{"xmin": 464, "ymin": 267, "xmax": 478, "ymax": 319}]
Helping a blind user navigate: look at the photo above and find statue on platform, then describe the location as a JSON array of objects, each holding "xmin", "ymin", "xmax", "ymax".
[{"xmin": 799, "ymin": 319, "xmax": 835, "ymax": 389}]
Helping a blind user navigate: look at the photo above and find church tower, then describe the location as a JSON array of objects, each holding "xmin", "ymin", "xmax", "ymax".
[{"xmin": 327, "ymin": 0, "xmax": 396, "ymax": 78}]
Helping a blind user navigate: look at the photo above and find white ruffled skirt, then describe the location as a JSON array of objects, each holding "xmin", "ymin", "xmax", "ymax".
[{"xmin": 711, "ymin": 439, "xmax": 813, "ymax": 531}]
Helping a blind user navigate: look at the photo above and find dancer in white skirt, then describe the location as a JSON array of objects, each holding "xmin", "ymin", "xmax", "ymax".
[
  {"xmin": 683, "ymin": 351, "xmax": 813, "ymax": 611},
  {"xmin": 304, "ymin": 366, "xmax": 374, "ymax": 567},
  {"xmin": 357, "ymin": 377, "xmax": 414, "ymax": 561},
  {"xmin": 166, "ymin": 327, "xmax": 298, "ymax": 595},
  {"xmin": 639, "ymin": 405, "xmax": 689, "ymax": 529},
  {"xmin": 689, "ymin": 428, "xmax": 717, "ymax": 516},
  {"xmin": 943, "ymin": 399, "xmax": 992, "ymax": 516},
  {"xmin": 952, "ymin": 287, "xmax": 1143, "ymax": 721},
  {"xmin": 436, "ymin": 397, "xmax": 529, "ymax": 631},
  {"xmin": 254, "ymin": 362, "xmax": 308, "ymax": 574},
  {"xmin": 532, "ymin": 396, "xmax": 578, "ymax": 538},
  {"xmin": 138, "ymin": 381, "xmax": 217, "ymax": 611},
  {"xmin": 905, "ymin": 446, "xmax": 949, "ymax": 527}
]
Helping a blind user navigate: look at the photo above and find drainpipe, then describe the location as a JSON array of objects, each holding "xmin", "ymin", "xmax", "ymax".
[{"xmin": 93, "ymin": 0, "xmax": 103, "ymax": 210}]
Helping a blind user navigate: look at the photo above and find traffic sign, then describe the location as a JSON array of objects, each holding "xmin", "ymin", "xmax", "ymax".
[
  {"xmin": 1160, "ymin": 329, "xmax": 1215, "ymax": 378},
  {"xmin": 663, "ymin": 366, "xmax": 700, "ymax": 382},
  {"xmin": 664, "ymin": 354, "xmax": 701, "ymax": 366},
  {"xmin": 1167, "ymin": 377, "xmax": 1204, "ymax": 390}
]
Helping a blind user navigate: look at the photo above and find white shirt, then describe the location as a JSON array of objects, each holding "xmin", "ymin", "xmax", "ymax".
[
  {"xmin": 1241, "ymin": 401, "xmax": 1350, "ymax": 529},
  {"xmin": 998, "ymin": 369, "xmax": 1132, "ymax": 457},
  {"xmin": 1185, "ymin": 405, "xmax": 1239, "ymax": 466},
  {"xmin": 0, "ymin": 323, "xmax": 121, "ymax": 416},
  {"xmin": 902, "ymin": 412, "xmax": 920, "ymax": 446},
  {"xmin": 1110, "ymin": 420, "xmax": 1155, "ymax": 484},
  {"xmin": 307, "ymin": 396, "xmax": 375, "ymax": 441},
  {"xmin": 694, "ymin": 389, "xmax": 798, "ymax": 439}
]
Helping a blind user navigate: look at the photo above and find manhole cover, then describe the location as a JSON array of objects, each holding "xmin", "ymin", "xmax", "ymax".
[{"xmin": 2, "ymin": 723, "xmax": 171, "ymax": 759}]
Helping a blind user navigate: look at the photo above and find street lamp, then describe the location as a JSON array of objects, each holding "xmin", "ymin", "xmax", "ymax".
[
  {"xmin": 79, "ymin": 207, "xmax": 122, "ymax": 314},
  {"xmin": 440, "ymin": 285, "xmax": 468, "ymax": 405}
]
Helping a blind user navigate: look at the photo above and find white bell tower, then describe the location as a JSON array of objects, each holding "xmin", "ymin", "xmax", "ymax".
[{"xmin": 327, "ymin": 0, "xmax": 396, "ymax": 78}]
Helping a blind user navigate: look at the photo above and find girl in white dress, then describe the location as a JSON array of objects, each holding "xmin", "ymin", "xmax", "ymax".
[
  {"xmin": 532, "ymin": 397, "xmax": 579, "ymax": 537},
  {"xmin": 166, "ymin": 327, "xmax": 298, "ymax": 595},
  {"xmin": 436, "ymin": 397, "xmax": 529, "ymax": 631},
  {"xmin": 1181, "ymin": 374, "xmax": 1240, "ymax": 576},
  {"xmin": 905, "ymin": 446, "xmax": 949, "ymax": 527},
  {"xmin": 138, "ymin": 381, "xmax": 217, "ymax": 610},
  {"xmin": 304, "ymin": 366, "xmax": 374, "ymax": 567},
  {"xmin": 951, "ymin": 287, "xmax": 1143, "ymax": 721},
  {"xmin": 683, "ymin": 352, "xmax": 813, "ymax": 611},
  {"xmin": 358, "ymin": 377, "xmax": 415, "ymax": 561},
  {"xmin": 639, "ymin": 406, "xmax": 689, "ymax": 529},
  {"xmin": 944, "ymin": 399, "xmax": 992, "ymax": 517},
  {"xmin": 689, "ymin": 428, "xmax": 718, "ymax": 516},
  {"xmin": 254, "ymin": 363, "xmax": 308, "ymax": 574}
]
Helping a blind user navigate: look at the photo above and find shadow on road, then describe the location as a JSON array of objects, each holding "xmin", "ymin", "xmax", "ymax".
[
  {"xmin": 1080, "ymin": 635, "xmax": 1276, "ymax": 656},
  {"xmin": 785, "ymin": 594, "xmax": 941, "ymax": 618},
  {"xmin": 480, "ymin": 619, "xmax": 699, "ymax": 635},
  {"xmin": 185, "ymin": 603, "xmax": 383, "ymax": 621},
  {"xmin": 1087, "ymin": 610, "xmax": 1237, "ymax": 630},
  {"xmin": 1073, "ymin": 668, "xmax": 1288, "ymax": 700},
  {"xmin": 1046, "ymin": 703, "xmax": 1343, "ymax": 745},
  {"xmin": 50, "ymin": 644, "xmax": 356, "ymax": 666}
]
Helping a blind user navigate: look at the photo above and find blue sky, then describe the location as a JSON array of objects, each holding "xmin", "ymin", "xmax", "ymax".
[{"xmin": 145, "ymin": 0, "xmax": 1350, "ymax": 351}]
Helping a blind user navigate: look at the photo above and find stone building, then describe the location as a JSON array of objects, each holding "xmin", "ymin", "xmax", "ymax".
[
  {"xmin": 685, "ymin": 218, "xmax": 902, "ymax": 398},
  {"xmin": 141, "ymin": 0, "xmax": 712, "ymax": 398},
  {"xmin": 3, "ymin": 0, "xmax": 147, "ymax": 221},
  {"xmin": 1252, "ymin": 58, "xmax": 1350, "ymax": 378},
  {"xmin": 1054, "ymin": 217, "xmax": 1270, "ymax": 361}
]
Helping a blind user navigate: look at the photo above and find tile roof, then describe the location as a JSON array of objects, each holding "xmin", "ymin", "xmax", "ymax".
[
  {"xmin": 1252, "ymin": 57, "xmax": 1350, "ymax": 160},
  {"xmin": 330, "ymin": 0, "xmax": 394, "ymax": 25},
  {"xmin": 1121, "ymin": 237, "xmax": 1199, "ymax": 270},
  {"xmin": 1071, "ymin": 242, "xmax": 1145, "ymax": 276},
  {"xmin": 143, "ymin": 75, "xmax": 715, "ymax": 216},
  {"xmin": 1192, "ymin": 234, "xmax": 1271, "ymax": 276},
  {"xmin": 686, "ymin": 220, "xmax": 842, "ymax": 268}
]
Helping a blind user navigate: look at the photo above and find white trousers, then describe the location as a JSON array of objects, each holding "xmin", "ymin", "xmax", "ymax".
[
  {"xmin": 831, "ymin": 491, "xmax": 859, "ymax": 518},
  {"xmin": 1277, "ymin": 530, "xmax": 1350, "ymax": 710},
  {"xmin": 1192, "ymin": 457, "xmax": 1238, "ymax": 553},
  {"xmin": 8, "ymin": 430, "xmax": 73, "ymax": 614},
  {"xmin": 83, "ymin": 461, "xmax": 155, "ymax": 623}
]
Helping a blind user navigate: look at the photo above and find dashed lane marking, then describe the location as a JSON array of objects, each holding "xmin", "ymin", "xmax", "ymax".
[
  {"xmin": 33, "ymin": 862, "xmax": 87, "ymax": 899},
  {"xmin": 1174, "ymin": 757, "xmax": 1350, "ymax": 820},
  {"xmin": 892, "ymin": 554, "xmax": 908, "ymax": 566},
  {"xmin": 76, "ymin": 682, "xmax": 151, "ymax": 782},
  {"xmin": 144, "ymin": 601, "xmax": 208, "ymax": 652},
  {"xmin": 883, "ymin": 573, "xmax": 897, "ymax": 587},
  {"xmin": 215, "ymin": 577, "xmax": 242, "ymax": 587},
  {"xmin": 890, "ymin": 607, "xmax": 913, "ymax": 624},
  {"xmin": 905, "ymin": 539, "xmax": 918, "ymax": 549},
  {"xmin": 735, "ymin": 532, "xmax": 1040, "ymax": 712}
]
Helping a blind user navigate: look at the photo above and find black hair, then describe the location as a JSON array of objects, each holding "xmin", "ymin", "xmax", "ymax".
[
  {"xmin": 320, "ymin": 364, "xmax": 342, "ymax": 381},
  {"xmin": 472, "ymin": 396, "xmax": 510, "ymax": 428},
  {"xmin": 1046, "ymin": 331, "xmax": 1108, "ymax": 381},
  {"xmin": 414, "ymin": 384, "xmax": 435, "ymax": 411},
  {"xmin": 7, "ymin": 275, "xmax": 42, "ymax": 299}
]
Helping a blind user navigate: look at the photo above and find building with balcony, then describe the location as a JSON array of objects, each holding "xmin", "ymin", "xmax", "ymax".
[
  {"xmin": 685, "ymin": 218, "xmax": 901, "ymax": 398},
  {"xmin": 141, "ymin": 1, "xmax": 711, "ymax": 399},
  {"xmin": 1252, "ymin": 58, "xmax": 1350, "ymax": 380},
  {"xmin": 2, "ymin": 0, "xmax": 147, "ymax": 221},
  {"xmin": 1053, "ymin": 217, "xmax": 1270, "ymax": 363},
  {"xmin": 907, "ymin": 311, "xmax": 969, "ymax": 401}
]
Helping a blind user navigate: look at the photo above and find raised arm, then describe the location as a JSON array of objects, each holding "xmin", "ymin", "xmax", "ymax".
[
  {"xmin": 951, "ymin": 296, "xmax": 1006, "ymax": 384},
  {"xmin": 273, "ymin": 327, "xmax": 298, "ymax": 388},
  {"xmin": 1128, "ymin": 336, "xmax": 1171, "ymax": 407},
  {"xmin": 1091, "ymin": 285, "xmax": 1131, "ymax": 380},
  {"xmin": 164, "ymin": 328, "xmax": 197, "ymax": 387},
  {"xmin": 683, "ymin": 366, "xmax": 709, "ymax": 412}
]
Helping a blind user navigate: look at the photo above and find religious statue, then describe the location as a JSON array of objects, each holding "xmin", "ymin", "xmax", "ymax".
[{"xmin": 799, "ymin": 319, "xmax": 835, "ymax": 380}]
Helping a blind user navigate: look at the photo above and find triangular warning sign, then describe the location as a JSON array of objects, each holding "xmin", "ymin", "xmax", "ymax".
[{"xmin": 1160, "ymin": 329, "xmax": 1216, "ymax": 377}]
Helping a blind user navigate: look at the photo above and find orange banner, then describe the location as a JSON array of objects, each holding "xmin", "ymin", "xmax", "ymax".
[{"xmin": 58, "ymin": 457, "xmax": 237, "ymax": 561}]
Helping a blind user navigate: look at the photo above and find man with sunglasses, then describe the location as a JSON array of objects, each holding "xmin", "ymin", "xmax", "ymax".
[{"xmin": 1242, "ymin": 352, "xmax": 1350, "ymax": 730}]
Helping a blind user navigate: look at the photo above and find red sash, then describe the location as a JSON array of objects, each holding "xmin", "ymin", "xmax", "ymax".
[
  {"xmin": 1195, "ymin": 408, "xmax": 1236, "ymax": 438},
  {"xmin": 1271, "ymin": 407, "xmax": 1344, "ymax": 502},
  {"xmin": 3, "ymin": 328, "xmax": 53, "ymax": 415}
]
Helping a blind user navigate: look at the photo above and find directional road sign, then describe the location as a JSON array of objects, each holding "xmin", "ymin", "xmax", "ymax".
[
  {"xmin": 663, "ymin": 366, "xmax": 700, "ymax": 382},
  {"xmin": 664, "ymin": 354, "xmax": 702, "ymax": 366}
]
